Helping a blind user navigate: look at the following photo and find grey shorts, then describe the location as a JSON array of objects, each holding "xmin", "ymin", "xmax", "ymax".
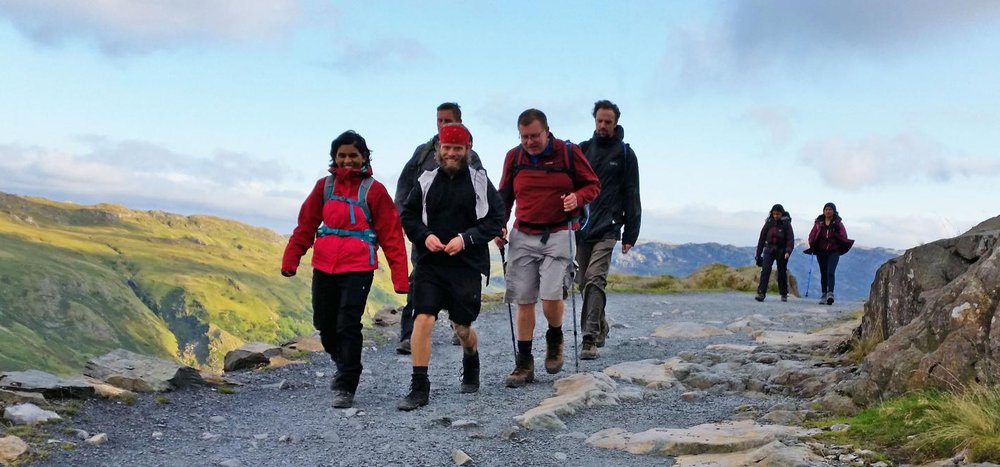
[{"xmin": 504, "ymin": 227, "xmax": 574, "ymax": 304}]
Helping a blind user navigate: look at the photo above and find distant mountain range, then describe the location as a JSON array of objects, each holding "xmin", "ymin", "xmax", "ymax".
[
  {"xmin": 611, "ymin": 240, "xmax": 900, "ymax": 300},
  {"xmin": 0, "ymin": 192, "xmax": 402, "ymax": 375}
]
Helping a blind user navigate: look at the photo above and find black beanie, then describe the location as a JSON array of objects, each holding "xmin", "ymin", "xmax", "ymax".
[
  {"xmin": 823, "ymin": 202, "xmax": 837, "ymax": 211},
  {"xmin": 770, "ymin": 204, "xmax": 785, "ymax": 214}
]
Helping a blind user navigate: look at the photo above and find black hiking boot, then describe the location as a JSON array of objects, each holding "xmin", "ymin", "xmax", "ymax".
[
  {"xmin": 544, "ymin": 330, "xmax": 564, "ymax": 374},
  {"xmin": 395, "ymin": 338, "xmax": 411, "ymax": 355},
  {"xmin": 398, "ymin": 375, "xmax": 430, "ymax": 411},
  {"xmin": 504, "ymin": 352, "xmax": 535, "ymax": 388},
  {"xmin": 460, "ymin": 353, "xmax": 480, "ymax": 394},
  {"xmin": 826, "ymin": 292, "xmax": 835, "ymax": 305},
  {"xmin": 754, "ymin": 293, "xmax": 765, "ymax": 302},
  {"xmin": 332, "ymin": 390, "xmax": 354, "ymax": 408},
  {"xmin": 780, "ymin": 295, "xmax": 788, "ymax": 302}
]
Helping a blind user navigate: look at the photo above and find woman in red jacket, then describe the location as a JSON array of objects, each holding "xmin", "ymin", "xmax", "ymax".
[
  {"xmin": 281, "ymin": 130, "xmax": 409, "ymax": 408},
  {"xmin": 807, "ymin": 202, "xmax": 854, "ymax": 305}
]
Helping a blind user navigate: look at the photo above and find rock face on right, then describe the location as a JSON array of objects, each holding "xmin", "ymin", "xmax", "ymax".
[{"xmin": 852, "ymin": 214, "xmax": 1000, "ymax": 403}]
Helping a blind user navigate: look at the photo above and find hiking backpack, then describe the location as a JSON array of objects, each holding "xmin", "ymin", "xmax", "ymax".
[{"xmin": 316, "ymin": 175, "xmax": 379, "ymax": 265}]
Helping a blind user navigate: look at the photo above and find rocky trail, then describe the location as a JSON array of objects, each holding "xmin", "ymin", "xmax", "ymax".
[{"xmin": 14, "ymin": 292, "xmax": 872, "ymax": 466}]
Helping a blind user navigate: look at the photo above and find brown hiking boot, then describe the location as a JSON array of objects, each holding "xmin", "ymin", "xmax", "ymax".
[
  {"xmin": 504, "ymin": 353, "xmax": 534, "ymax": 388},
  {"xmin": 596, "ymin": 319, "xmax": 609, "ymax": 348},
  {"xmin": 544, "ymin": 332, "xmax": 564, "ymax": 374},
  {"xmin": 580, "ymin": 339, "xmax": 598, "ymax": 360}
]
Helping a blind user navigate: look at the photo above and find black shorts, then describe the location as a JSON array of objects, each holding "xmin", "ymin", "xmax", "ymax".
[{"xmin": 411, "ymin": 263, "xmax": 482, "ymax": 326}]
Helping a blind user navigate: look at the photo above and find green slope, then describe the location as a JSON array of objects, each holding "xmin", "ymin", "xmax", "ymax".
[{"xmin": 0, "ymin": 193, "xmax": 403, "ymax": 375}]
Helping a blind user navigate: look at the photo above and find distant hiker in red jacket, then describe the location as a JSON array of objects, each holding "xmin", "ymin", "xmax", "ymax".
[
  {"xmin": 281, "ymin": 130, "xmax": 409, "ymax": 409},
  {"xmin": 754, "ymin": 204, "xmax": 794, "ymax": 302},
  {"xmin": 495, "ymin": 109, "xmax": 601, "ymax": 387},
  {"xmin": 806, "ymin": 202, "xmax": 854, "ymax": 305}
]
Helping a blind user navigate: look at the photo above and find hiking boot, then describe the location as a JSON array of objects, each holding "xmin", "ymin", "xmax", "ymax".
[
  {"xmin": 332, "ymin": 390, "xmax": 354, "ymax": 408},
  {"xmin": 451, "ymin": 331, "xmax": 461, "ymax": 346},
  {"xmin": 398, "ymin": 375, "xmax": 430, "ymax": 411},
  {"xmin": 395, "ymin": 338, "xmax": 411, "ymax": 355},
  {"xmin": 596, "ymin": 319, "xmax": 609, "ymax": 348},
  {"xmin": 544, "ymin": 331, "xmax": 565, "ymax": 374},
  {"xmin": 754, "ymin": 293, "xmax": 765, "ymax": 302},
  {"xmin": 580, "ymin": 339, "xmax": 598, "ymax": 360},
  {"xmin": 780, "ymin": 295, "xmax": 788, "ymax": 302},
  {"xmin": 818, "ymin": 293, "xmax": 828, "ymax": 305},
  {"xmin": 826, "ymin": 293, "xmax": 835, "ymax": 305},
  {"xmin": 504, "ymin": 353, "xmax": 534, "ymax": 388},
  {"xmin": 460, "ymin": 353, "xmax": 480, "ymax": 394}
]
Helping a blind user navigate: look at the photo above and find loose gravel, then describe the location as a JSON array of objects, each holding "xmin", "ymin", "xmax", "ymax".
[{"xmin": 37, "ymin": 291, "xmax": 860, "ymax": 466}]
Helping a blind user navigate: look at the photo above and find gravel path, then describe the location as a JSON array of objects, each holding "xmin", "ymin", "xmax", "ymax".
[{"xmin": 38, "ymin": 292, "xmax": 860, "ymax": 466}]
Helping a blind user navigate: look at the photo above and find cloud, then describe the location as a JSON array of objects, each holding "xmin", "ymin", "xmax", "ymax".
[
  {"xmin": 323, "ymin": 37, "xmax": 431, "ymax": 73},
  {"xmin": 0, "ymin": 0, "xmax": 301, "ymax": 55},
  {"xmin": 0, "ymin": 138, "xmax": 303, "ymax": 231},
  {"xmin": 662, "ymin": 0, "xmax": 1000, "ymax": 85},
  {"xmin": 799, "ymin": 132, "xmax": 1000, "ymax": 190},
  {"xmin": 740, "ymin": 105, "xmax": 795, "ymax": 147}
]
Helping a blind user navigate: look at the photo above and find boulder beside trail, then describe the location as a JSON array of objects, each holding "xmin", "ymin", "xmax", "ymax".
[
  {"xmin": 84, "ymin": 348, "xmax": 203, "ymax": 392},
  {"xmin": 3, "ymin": 402, "xmax": 62, "ymax": 425},
  {"xmin": 223, "ymin": 343, "xmax": 283, "ymax": 372},
  {"xmin": 0, "ymin": 369, "xmax": 96, "ymax": 399},
  {"xmin": 0, "ymin": 435, "xmax": 30, "ymax": 465},
  {"xmin": 851, "ymin": 215, "xmax": 1000, "ymax": 403}
]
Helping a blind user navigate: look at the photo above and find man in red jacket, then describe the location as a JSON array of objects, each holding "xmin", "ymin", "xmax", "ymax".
[
  {"xmin": 281, "ymin": 130, "xmax": 409, "ymax": 408},
  {"xmin": 496, "ymin": 109, "xmax": 601, "ymax": 387}
]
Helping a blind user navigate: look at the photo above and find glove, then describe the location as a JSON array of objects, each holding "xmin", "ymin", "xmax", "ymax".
[
  {"xmin": 281, "ymin": 269, "xmax": 296, "ymax": 277},
  {"xmin": 755, "ymin": 256, "xmax": 763, "ymax": 267}
]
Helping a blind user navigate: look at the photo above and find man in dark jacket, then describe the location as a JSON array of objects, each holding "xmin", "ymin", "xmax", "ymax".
[
  {"xmin": 495, "ymin": 108, "xmax": 601, "ymax": 387},
  {"xmin": 754, "ymin": 204, "xmax": 794, "ymax": 302},
  {"xmin": 398, "ymin": 123, "xmax": 503, "ymax": 410},
  {"xmin": 575, "ymin": 100, "xmax": 641, "ymax": 360},
  {"xmin": 394, "ymin": 102, "xmax": 483, "ymax": 354}
]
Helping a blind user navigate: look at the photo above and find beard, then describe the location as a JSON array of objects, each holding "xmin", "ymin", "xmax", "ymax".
[{"xmin": 440, "ymin": 158, "xmax": 468, "ymax": 176}]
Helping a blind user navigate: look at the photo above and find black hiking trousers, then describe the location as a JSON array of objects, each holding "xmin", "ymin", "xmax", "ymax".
[
  {"xmin": 312, "ymin": 269, "xmax": 374, "ymax": 393},
  {"xmin": 757, "ymin": 247, "xmax": 789, "ymax": 297}
]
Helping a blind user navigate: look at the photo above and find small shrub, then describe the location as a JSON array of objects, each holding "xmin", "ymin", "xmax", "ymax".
[
  {"xmin": 116, "ymin": 392, "xmax": 138, "ymax": 406},
  {"xmin": 155, "ymin": 395, "xmax": 170, "ymax": 405},
  {"xmin": 910, "ymin": 383, "xmax": 1000, "ymax": 462},
  {"xmin": 217, "ymin": 385, "xmax": 236, "ymax": 395}
]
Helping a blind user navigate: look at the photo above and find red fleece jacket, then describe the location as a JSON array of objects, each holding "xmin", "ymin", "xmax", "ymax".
[
  {"xmin": 498, "ymin": 137, "xmax": 601, "ymax": 234},
  {"xmin": 281, "ymin": 166, "xmax": 409, "ymax": 293}
]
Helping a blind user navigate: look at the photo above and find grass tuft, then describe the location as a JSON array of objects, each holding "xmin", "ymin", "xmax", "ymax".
[{"xmin": 910, "ymin": 383, "xmax": 1000, "ymax": 462}]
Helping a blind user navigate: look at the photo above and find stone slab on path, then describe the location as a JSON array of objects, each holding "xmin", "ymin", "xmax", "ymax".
[
  {"xmin": 602, "ymin": 358, "xmax": 682, "ymax": 389},
  {"xmin": 675, "ymin": 440, "xmax": 827, "ymax": 466},
  {"xmin": 752, "ymin": 319, "xmax": 857, "ymax": 348},
  {"xmin": 586, "ymin": 420, "xmax": 808, "ymax": 457},
  {"xmin": 515, "ymin": 372, "xmax": 620, "ymax": 430},
  {"xmin": 653, "ymin": 322, "xmax": 732, "ymax": 338},
  {"xmin": 84, "ymin": 348, "xmax": 203, "ymax": 392},
  {"xmin": 0, "ymin": 369, "xmax": 96, "ymax": 399}
]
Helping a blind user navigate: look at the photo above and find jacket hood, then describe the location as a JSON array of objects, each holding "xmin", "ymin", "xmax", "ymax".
[
  {"xmin": 592, "ymin": 125, "xmax": 625, "ymax": 144},
  {"xmin": 766, "ymin": 212, "xmax": 792, "ymax": 224},
  {"xmin": 815, "ymin": 213, "xmax": 841, "ymax": 223}
]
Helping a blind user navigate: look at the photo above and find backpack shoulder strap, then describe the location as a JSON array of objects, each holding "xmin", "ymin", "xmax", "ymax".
[
  {"xmin": 323, "ymin": 175, "xmax": 335, "ymax": 203},
  {"xmin": 357, "ymin": 177, "xmax": 375, "ymax": 224},
  {"xmin": 415, "ymin": 137, "xmax": 436, "ymax": 167}
]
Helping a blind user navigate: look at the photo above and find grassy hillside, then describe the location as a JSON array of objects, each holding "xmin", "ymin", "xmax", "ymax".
[{"xmin": 0, "ymin": 193, "xmax": 403, "ymax": 375}]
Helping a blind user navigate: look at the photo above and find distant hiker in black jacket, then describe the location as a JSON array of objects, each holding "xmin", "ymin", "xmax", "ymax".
[
  {"xmin": 575, "ymin": 100, "xmax": 641, "ymax": 360},
  {"xmin": 393, "ymin": 103, "xmax": 483, "ymax": 355},
  {"xmin": 754, "ymin": 204, "xmax": 794, "ymax": 302},
  {"xmin": 397, "ymin": 123, "xmax": 503, "ymax": 411}
]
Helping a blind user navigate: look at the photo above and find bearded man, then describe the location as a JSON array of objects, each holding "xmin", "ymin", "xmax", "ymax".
[{"xmin": 397, "ymin": 123, "xmax": 504, "ymax": 410}]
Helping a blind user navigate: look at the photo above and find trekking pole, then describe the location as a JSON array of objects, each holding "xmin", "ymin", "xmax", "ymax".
[
  {"xmin": 805, "ymin": 257, "xmax": 813, "ymax": 297},
  {"xmin": 566, "ymin": 223, "xmax": 580, "ymax": 373},
  {"xmin": 499, "ymin": 244, "xmax": 517, "ymax": 364}
]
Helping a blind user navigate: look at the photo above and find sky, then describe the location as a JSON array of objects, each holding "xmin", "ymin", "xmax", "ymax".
[{"xmin": 1, "ymin": 0, "xmax": 998, "ymax": 251}]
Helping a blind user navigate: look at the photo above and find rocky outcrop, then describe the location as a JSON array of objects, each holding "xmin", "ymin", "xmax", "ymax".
[
  {"xmin": 852, "ymin": 215, "xmax": 1000, "ymax": 402},
  {"xmin": 84, "ymin": 348, "xmax": 203, "ymax": 392}
]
